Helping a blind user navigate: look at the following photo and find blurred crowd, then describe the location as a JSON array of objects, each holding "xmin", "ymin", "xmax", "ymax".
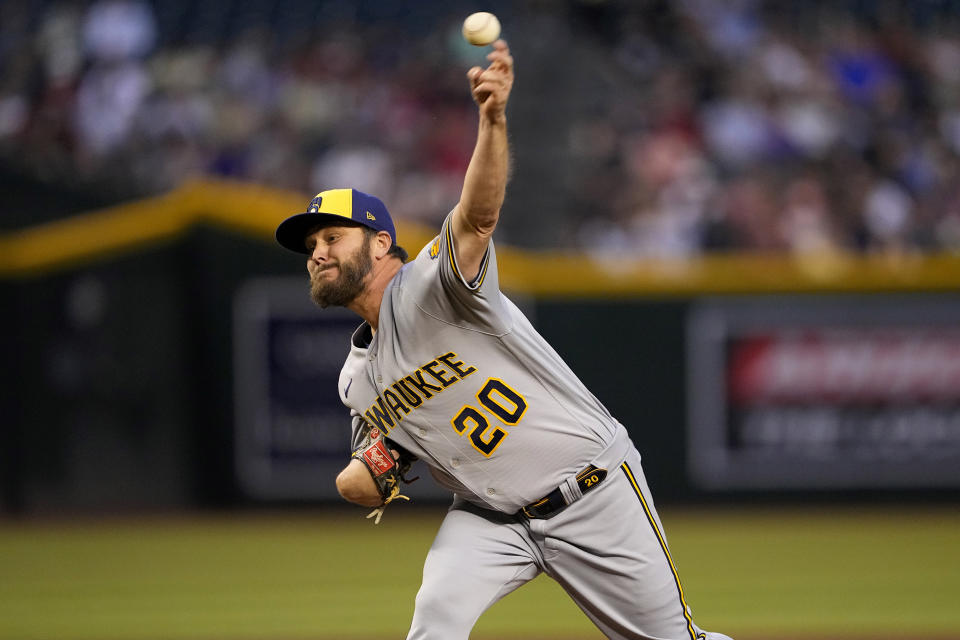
[
  {"xmin": 0, "ymin": 0, "xmax": 485, "ymax": 227},
  {"xmin": 572, "ymin": 0, "xmax": 960, "ymax": 255},
  {"xmin": 3, "ymin": 0, "xmax": 960, "ymax": 254}
]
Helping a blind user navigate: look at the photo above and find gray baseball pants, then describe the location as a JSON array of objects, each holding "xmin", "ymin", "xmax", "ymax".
[{"xmin": 406, "ymin": 445, "xmax": 734, "ymax": 640}]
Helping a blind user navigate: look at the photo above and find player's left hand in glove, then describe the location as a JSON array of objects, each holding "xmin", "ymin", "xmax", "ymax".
[{"xmin": 352, "ymin": 425, "xmax": 418, "ymax": 524}]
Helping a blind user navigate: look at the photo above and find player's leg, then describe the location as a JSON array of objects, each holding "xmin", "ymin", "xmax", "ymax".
[
  {"xmin": 406, "ymin": 499, "xmax": 542, "ymax": 640},
  {"xmin": 536, "ymin": 447, "xmax": 733, "ymax": 640}
]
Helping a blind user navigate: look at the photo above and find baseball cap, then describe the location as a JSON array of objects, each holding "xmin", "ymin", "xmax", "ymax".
[{"xmin": 275, "ymin": 188, "xmax": 397, "ymax": 254}]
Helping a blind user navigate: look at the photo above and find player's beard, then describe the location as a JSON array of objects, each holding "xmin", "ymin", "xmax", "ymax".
[{"xmin": 309, "ymin": 236, "xmax": 374, "ymax": 308}]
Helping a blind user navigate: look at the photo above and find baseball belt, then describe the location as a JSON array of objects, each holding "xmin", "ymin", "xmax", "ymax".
[{"xmin": 518, "ymin": 465, "xmax": 608, "ymax": 519}]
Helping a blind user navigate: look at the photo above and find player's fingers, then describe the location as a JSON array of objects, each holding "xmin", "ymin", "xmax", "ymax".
[
  {"xmin": 488, "ymin": 58, "xmax": 513, "ymax": 79},
  {"xmin": 487, "ymin": 42, "xmax": 512, "ymax": 66},
  {"xmin": 486, "ymin": 43, "xmax": 510, "ymax": 62},
  {"xmin": 472, "ymin": 84, "xmax": 508, "ymax": 107},
  {"xmin": 476, "ymin": 67, "xmax": 511, "ymax": 87},
  {"xmin": 474, "ymin": 68, "xmax": 499, "ymax": 82},
  {"xmin": 472, "ymin": 77, "xmax": 506, "ymax": 97},
  {"xmin": 472, "ymin": 86, "xmax": 493, "ymax": 103},
  {"xmin": 476, "ymin": 67, "xmax": 510, "ymax": 83},
  {"xmin": 467, "ymin": 66, "xmax": 483, "ymax": 83},
  {"xmin": 486, "ymin": 55, "xmax": 512, "ymax": 74}
]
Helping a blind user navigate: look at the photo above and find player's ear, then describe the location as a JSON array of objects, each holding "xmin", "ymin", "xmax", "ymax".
[{"xmin": 373, "ymin": 230, "xmax": 393, "ymax": 260}]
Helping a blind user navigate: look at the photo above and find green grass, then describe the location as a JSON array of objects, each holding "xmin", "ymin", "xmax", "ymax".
[
  {"xmin": 660, "ymin": 507, "xmax": 960, "ymax": 637},
  {"xmin": 0, "ymin": 506, "xmax": 958, "ymax": 639}
]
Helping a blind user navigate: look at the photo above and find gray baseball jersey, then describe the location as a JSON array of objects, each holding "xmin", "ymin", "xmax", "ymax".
[
  {"xmin": 336, "ymin": 211, "xmax": 733, "ymax": 640},
  {"xmin": 339, "ymin": 211, "xmax": 622, "ymax": 512}
]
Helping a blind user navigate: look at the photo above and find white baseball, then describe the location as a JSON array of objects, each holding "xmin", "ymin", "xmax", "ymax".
[{"xmin": 462, "ymin": 12, "xmax": 501, "ymax": 46}]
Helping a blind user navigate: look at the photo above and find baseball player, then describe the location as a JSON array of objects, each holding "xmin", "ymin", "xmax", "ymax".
[{"xmin": 274, "ymin": 40, "xmax": 733, "ymax": 640}]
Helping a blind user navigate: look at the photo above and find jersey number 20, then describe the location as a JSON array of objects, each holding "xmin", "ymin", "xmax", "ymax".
[{"xmin": 451, "ymin": 378, "xmax": 527, "ymax": 457}]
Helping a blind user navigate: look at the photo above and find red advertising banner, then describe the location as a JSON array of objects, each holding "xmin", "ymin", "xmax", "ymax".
[{"xmin": 729, "ymin": 330, "xmax": 960, "ymax": 404}]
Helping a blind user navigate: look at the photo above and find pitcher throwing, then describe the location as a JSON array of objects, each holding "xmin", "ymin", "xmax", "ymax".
[{"xmin": 274, "ymin": 39, "xmax": 734, "ymax": 640}]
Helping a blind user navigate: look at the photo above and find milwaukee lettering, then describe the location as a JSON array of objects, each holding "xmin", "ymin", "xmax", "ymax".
[{"xmin": 364, "ymin": 351, "xmax": 477, "ymax": 433}]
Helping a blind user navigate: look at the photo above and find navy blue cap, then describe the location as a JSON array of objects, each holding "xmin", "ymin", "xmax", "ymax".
[{"xmin": 275, "ymin": 188, "xmax": 396, "ymax": 254}]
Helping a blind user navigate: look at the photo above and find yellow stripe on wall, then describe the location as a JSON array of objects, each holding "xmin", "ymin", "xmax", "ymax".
[
  {"xmin": 494, "ymin": 246, "xmax": 960, "ymax": 297},
  {"xmin": 3, "ymin": 177, "xmax": 960, "ymax": 296},
  {"xmin": 0, "ymin": 179, "xmax": 435, "ymax": 278}
]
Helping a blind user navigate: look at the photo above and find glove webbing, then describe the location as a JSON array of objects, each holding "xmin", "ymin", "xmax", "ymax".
[{"xmin": 366, "ymin": 477, "xmax": 410, "ymax": 524}]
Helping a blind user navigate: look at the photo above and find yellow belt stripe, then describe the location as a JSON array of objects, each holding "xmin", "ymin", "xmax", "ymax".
[{"xmin": 621, "ymin": 462, "xmax": 703, "ymax": 640}]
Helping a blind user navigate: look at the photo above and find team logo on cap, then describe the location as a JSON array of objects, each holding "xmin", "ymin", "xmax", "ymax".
[{"xmin": 309, "ymin": 193, "xmax": 323, "ymax": 213}]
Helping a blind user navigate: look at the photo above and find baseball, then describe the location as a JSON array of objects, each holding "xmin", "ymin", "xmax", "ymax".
[{"xmin": 462, "ymin": 12, "xmax": 501, "ymax": 46}]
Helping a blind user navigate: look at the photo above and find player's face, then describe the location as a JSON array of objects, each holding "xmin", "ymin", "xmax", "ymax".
[{"xmin": 306, "ymin": 225, "xmax": 374, "ymax": 308}]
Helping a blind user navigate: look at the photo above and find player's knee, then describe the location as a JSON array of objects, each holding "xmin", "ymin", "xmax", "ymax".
[{"xmin": 411, "ymin": 583, "xmax": 475, "ymax": 640}]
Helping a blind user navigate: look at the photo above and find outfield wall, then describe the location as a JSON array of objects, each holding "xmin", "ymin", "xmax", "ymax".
[{"xmin": 3, "ymin": 180, "xmax": 959, "ymax": 513}]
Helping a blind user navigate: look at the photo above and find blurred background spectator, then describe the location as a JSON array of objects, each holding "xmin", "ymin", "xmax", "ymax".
[{"xmin": 3, "ymin": 0, "xmax": 960, "ymax": 254}]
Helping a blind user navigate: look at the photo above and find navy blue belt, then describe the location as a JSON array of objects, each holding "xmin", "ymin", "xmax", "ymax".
[{"xmin": 518, "ymin": 465, "xmax": 608, "ymax": 519}]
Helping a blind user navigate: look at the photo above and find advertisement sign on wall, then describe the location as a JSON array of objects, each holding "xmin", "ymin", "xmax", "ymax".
[
  {"xmin": 233, "ymin": 277, "xmax": 358, "ymax": 499},
  {"xmin": 687, "ymin": 296, "xmax": 960, "ymax": 490}
]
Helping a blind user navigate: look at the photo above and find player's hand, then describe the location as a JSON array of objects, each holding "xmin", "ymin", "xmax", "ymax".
[{"xmin": 467, "ymin": 40, "xmax": 513, "ymax": 123}]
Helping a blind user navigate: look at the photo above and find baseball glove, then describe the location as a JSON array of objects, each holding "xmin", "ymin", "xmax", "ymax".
[{"xmin": 352, "ymin": 424, "xmax": 418, "ymax": 524}]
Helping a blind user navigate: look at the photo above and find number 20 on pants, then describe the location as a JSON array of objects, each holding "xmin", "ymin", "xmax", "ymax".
[{"xmin": 451, "ymin": 378, "xmax": 527, "ymax": 456}]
